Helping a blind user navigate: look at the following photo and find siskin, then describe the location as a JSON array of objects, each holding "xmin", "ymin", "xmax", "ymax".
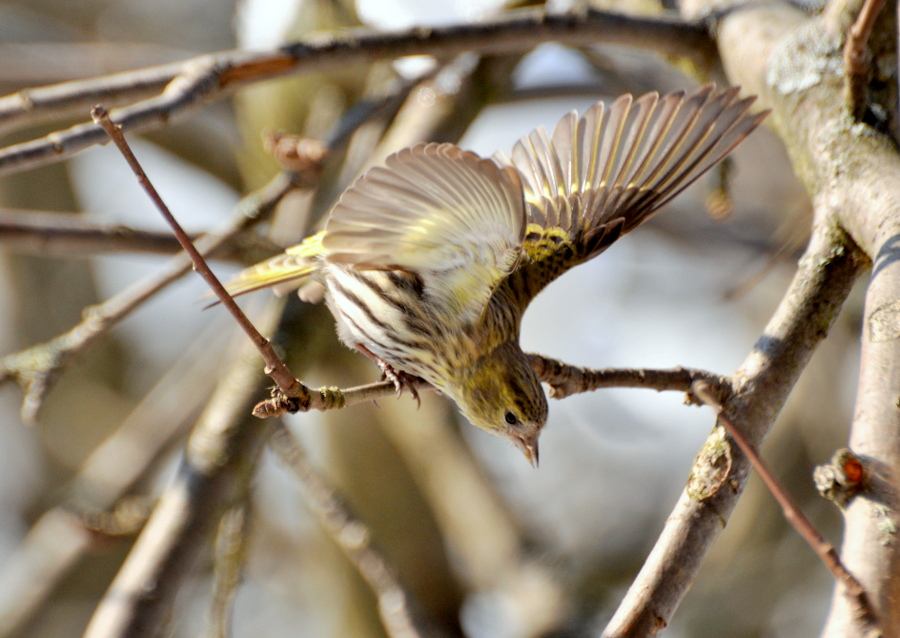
[{"xmin": 227, "ymin": 84, "xmax": 767, "ymax": 466}]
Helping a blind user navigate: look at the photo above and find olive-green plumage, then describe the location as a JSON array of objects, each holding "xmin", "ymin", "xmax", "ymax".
[{"xmin": 227, "ymin": 84, "xmax": 767, "ymax": 466}]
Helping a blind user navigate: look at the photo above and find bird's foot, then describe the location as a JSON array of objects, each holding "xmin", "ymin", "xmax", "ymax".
[{"xmin": 355, "ymin": 344, "xmax": 421, "ymax": 407}]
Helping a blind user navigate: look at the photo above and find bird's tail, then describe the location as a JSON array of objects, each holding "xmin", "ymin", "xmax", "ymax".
[{"xmin": 223, "ymin": 230, "xmax": 326, "ymax": 302}]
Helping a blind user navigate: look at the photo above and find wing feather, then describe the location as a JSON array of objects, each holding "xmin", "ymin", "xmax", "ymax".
[
  {"xmin": 498, "ymin": 84, "xmax": 767, "ymax": 310},
  {"xmin": 322, "ymin": 143, "xmax": 526, "ymax": 322}
]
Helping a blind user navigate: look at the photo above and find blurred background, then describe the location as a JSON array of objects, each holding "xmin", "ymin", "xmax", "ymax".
[{"xmin": 0, "ymin": 0, "xmax": 861, "ymax": 636}]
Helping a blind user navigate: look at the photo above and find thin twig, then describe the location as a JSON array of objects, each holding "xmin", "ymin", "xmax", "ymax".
[
  {"xmin": 0, "ymin": 208, "xmax": 280, "ymax": 261},
  {"xmin": 0, "ymin": 170, "xmax": 293, "ymax": 422},
  {"xmin": 253, "ymin": 361, "xmax": 733, "ymax": 419},
  {"xmin": 269, "ymin": 421, "xmax": 433, "ymax": 638},
  {"xmin": 92, "ymin": 105, "xmax": 303, "ymax": 399},
  {"xmin": 691, "ymin": 381, "xmax": 881, "ymax": 635},
  {"xmin": 526, "ymin": 353, "xmax": 729, "ymax": 400},
  {"xmin": 842, "ymin": 0, "xmax": 884, "ymax": 120},
  {"xmin": 0, "ymin": 8, "xmax": 713, "ymax": 176}
]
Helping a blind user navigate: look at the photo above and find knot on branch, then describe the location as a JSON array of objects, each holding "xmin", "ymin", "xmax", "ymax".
[
  {"xmin": 814, "ymin": 447, "xmax": 867, "ymax": 508},
  {"xmin": 252, "ymin": 384, "xmax": 346, "ymax": 418}
]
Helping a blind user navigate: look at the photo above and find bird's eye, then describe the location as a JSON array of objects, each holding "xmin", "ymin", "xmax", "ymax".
[{"xmin": 504, "ymin": 410, "xmax": 518, "ymax": 425}]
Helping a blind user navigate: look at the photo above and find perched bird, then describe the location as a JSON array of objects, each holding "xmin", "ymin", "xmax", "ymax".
[{"xmin": 227, "ymin": 84, "xmax": 767, "ymax": 467}]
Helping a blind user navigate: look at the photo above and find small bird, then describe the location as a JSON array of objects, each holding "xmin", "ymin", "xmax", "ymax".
[{"xmin": 227, "ymin": 84, "xmax": 767, "ymax": 467}]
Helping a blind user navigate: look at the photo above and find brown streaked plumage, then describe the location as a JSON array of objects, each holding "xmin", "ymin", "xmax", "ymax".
[{"xmin": 226, "ymin": 84, "xmax": 768, "ymax": 466}]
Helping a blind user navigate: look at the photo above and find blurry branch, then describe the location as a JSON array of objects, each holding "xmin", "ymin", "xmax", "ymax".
[
  {"xmin": 604, "ymin": 222, "xmax": 866, "ymax": 636},
  {"xmin": 205, "ymin": 505, "xmax": 250, "ymax": 638},
  {"xmin": 270, "ymin": 422, "xmax": 436, "ymax": 638},
  {"xmin": 0, "ymin": 7, "xmax": 714, "ymax": 175},
  {"xmin": 0, "ymin": 331, "xmax": 222, "ymax": 637},
  {"xmin": 83, "ymin": 309, "xmax": 280, "ymax": 638},
  {"xmin": 0, "ymin": 208, "xmax": 280, "ymax": 261},
  {"xmin": 691, "ymin": 382, "xmax": 880, "ymax": 635},
  {"xmin": 0, "ymin": 170, "xmax": 294, "ymax": 423},
  {"xmin": 0, "ymin": 42, "xmax": 196, "ymax": 86}
]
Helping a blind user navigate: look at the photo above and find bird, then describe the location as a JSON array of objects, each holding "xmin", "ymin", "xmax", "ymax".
[{"xmin": 225, "ymin": 84, "xmax": 767, "ymax": 467}]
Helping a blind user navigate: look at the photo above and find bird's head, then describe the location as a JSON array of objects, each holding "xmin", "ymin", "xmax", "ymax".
[{"xmin": 450, "ymin": 342, "xmax": 547, "ymax": 467}]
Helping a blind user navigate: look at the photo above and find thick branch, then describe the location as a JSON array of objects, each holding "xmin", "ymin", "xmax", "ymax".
[
  {"xmin": 603, "ymin": 221, "xmax": 866, "ymax": 636},
  {"xmin": 683, "ymin": 1, "xmax": 900, "ymax": 635}
]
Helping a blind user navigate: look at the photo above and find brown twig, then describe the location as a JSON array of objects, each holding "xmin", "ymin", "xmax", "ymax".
[
  {"xmin": 0, "ymin": 208, "xmax": 280, "ymax": 261},
  {"xmin": 842, "ymin": 0, "xmax": 884, "ymax": 120},
  {"xmin": 91, "ymin": 105, "xmax": 303, "ymax": 399},
  {"xmin": 526, "ymin": 354, "xmax": 729, "ymax": 400},
  {"xmin": 0, "ymin": 170, "xmax": 293, "ymax": 423},
  {"xmin": 692, "ymin": 381, "xmax": 881, "ymax": 635},
  {"xmin": 0, "ymin": 8, "xmax": 713, "ymax": 176}
]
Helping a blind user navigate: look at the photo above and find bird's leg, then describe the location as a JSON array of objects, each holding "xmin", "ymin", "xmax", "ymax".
[{"xmin": 355, "ymin": 343, "xmax": 421, "ymax": 407}]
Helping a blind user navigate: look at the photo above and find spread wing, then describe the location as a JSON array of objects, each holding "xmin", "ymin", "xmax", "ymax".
[
  {"xmin": 322, "ymin": 142, "xmax": 526, "ymax": 323},
  {"xmin": 497, "ymin": 84, "xmax": 768, "ymax": 310}
]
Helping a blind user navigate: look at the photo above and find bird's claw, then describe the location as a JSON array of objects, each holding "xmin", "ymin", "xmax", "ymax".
[
  {"xmin": 356, "ymin": 343, "xmax": 421, "ymax": 407},
  {"xmin": 378, "ymin": 364, "xmax": 421, "ymax": 407}
]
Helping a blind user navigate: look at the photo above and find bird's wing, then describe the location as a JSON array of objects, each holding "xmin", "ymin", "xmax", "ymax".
[
  {"xmin": 497, "ymin": 84, "xmax": 768, "ymax": 310},
  {"xmin": 224, "ymin": 230, "xmax": 326, "ymax": 302},
  {"xmin": 322, "ymin": 142, "xmax": 526, "ymax": 323}
]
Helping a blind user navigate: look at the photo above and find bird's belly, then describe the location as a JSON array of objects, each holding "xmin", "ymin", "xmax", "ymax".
[{"xmin": 323, "ymin": 265, "xmax": 450, "ymax": 384}]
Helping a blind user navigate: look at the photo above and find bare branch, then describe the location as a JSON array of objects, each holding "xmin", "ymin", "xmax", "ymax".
[
  {"xmin": 82, "ymin": 303, "xmax": 282, "ymax": 638},
  {"xmin": 842, "ymin": 0, "xmax": 885, "ymax": 120},
  {"xmin": 92, "ymin": 105, "xmax": 304, "ymax": 399},
  {"xmin": 603, "ymin": 221, "xmax": 866, "ymax": 636},
  {"xmin": 0, "ymin": 8, "xmax": 713, "ymax": 176},
  {"xmin": 526, "ymin": 353, "xmax": 729, "ymax": 400},
  {"xmin": 691, "ymin": 1, "xmax": 900, "ymax": 634},
  {"xmin": 205, "ymin": 505, "xmax": 249, "ymax": 638},
  {"xmin": 692, "ymin": 381, "xmax": 881, "ymax": 635},
  {"xmin": 0, "ymin": 170, "xmax": 293, "ymax": 423},
  {"xmin": 0, "ymin": 208, "xmax": 279, "ymax": 261},
  {"xmin": 0, "ymin": 332, "xmax": 222, "ymax": 636}
]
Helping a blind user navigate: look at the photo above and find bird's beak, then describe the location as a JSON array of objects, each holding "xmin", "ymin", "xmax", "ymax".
[{"xmin": 513, "ymin": 435, "xmax": 539, "ymax": 468}]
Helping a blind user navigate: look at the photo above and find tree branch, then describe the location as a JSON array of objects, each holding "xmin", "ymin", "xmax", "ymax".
[
  {"xmin": 526, "ymin": 354, "xmax": 730, "ymax": 401},
  {"xmin": 688, "ymin": 0, "xmax": 900, "ymax": 634},
  {"xmin": 603, "ymin": 221, "xmax": 866, "ymax": 636},
  {"xmin": 0, "ymin": 170, "xmax": 292, "ymax": 423},
  {"xmin": 0, "ymin": 7, "xmax": 713, "ymax": 176},
  {"xmin": 0, "ymin": 208, "xmax": 279, "ymax": 261},
  {"xmin": 269, "ymin": 422, "xmax": 437, "ymax": 638}
]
